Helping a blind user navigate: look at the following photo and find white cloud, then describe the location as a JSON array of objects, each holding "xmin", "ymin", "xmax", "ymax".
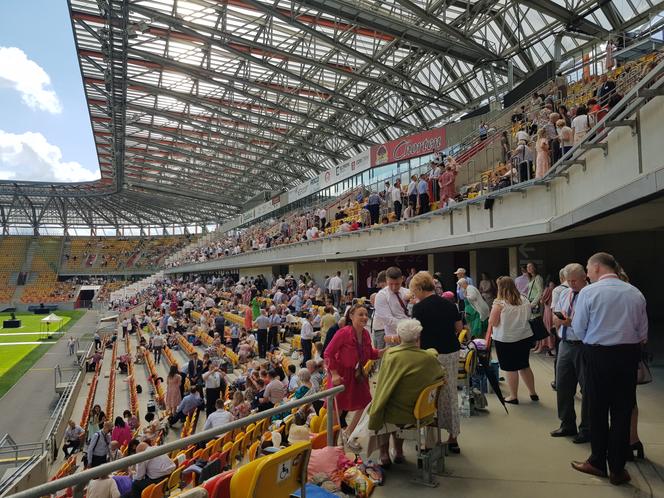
[
  {"xmin": 0, "ymin": 130, "xmax": 100, "ymax": 183},
  {"xmin": 0, "ymin": 47, "xmax": 62, "ymax": 113}
]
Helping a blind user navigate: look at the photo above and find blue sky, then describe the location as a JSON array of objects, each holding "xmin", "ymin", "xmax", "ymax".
[{"xmin": 0, "ymin": 0, "xmax": 99, "ymax": 182}]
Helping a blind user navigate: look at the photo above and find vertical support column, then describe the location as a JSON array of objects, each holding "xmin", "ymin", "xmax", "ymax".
[
  {"xmin": 427, "ymin": 253, "xmax": 435, "ymax": 274},
  {"xmin": 508, "ymin": 246, "xmax": 518, "ymax": 278},
  {"xmin": 508, "ymin": 60, "xmax": 514, "ymax": 90},
  {"xmin": 326, "ymin": 393, "xmax": 335, "ymax": 447},
  {"xmin": 469, "ymin": 250, "xmax": 477, "ymax": 284}
]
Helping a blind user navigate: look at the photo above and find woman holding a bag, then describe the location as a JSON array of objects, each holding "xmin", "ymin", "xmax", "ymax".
[
  {"xmin": 526, "ymin": 262, "xmax": 545, "ymax": 352},
  {"xmin": 488, "ymin": 277, "xmax": 539, "ymax": 404},
  {"xmin": 324, "ymin": 304, "xmax": 383, "ymax": 435}
]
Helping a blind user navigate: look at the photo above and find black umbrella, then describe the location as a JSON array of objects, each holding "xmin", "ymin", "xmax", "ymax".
[{"xmin": 469, "ymin": 340, "xmax": 508, "ymax": 414}]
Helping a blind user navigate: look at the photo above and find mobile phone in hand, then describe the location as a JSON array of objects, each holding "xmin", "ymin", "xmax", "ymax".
[{"xmin": 553, "ymin": 311, "xmax": 566, "ymax": 320}]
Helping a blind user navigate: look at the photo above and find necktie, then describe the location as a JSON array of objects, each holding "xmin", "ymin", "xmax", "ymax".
[
  {"xmin": 394, "ymin": 292, "xmax": 410, "ymax": 317},
  {"xmin": 561, "ymin": 291, "xmax": 578, "ymax": 341}
]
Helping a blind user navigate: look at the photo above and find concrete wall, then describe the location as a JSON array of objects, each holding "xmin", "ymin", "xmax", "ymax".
[
  {"xmin": 288, "ymin": 261, "xmax": 357, "ymax": 290},
  {"xmin": 0, "ymin": 454, "xmax": 48, "ymax": 497},
  {"xmin": 239, "ymin": 266, "xmax": 274, "ymax": 287}
]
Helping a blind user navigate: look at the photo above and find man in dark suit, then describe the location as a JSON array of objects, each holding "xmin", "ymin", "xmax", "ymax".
[{"xmin": 186, "ymin": 352, "xmax": 204, "ymax": 387}]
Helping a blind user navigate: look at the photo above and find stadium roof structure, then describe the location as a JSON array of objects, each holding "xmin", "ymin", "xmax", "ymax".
[{"xmin": 1, "ymin": 0, "xmax": 663, "ymax": 232}]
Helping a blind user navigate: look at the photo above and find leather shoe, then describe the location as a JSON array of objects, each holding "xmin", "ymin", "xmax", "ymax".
[
  {"xmin": 550, "ymin": 428, "xmax": 577, "ymax": 438},
  {"xmin": 571, "ymin": 461, "xmax": 607, "ymax": 478},
  {"xmin": 609, "ymin": 470, "xmax": 631, "ymax": 486},
  {"xmin": 572, "ymin": 433, "xmax": 591, "ymax": 444}
]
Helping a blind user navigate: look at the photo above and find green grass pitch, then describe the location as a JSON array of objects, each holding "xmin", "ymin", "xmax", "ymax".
[{"xmin": 0, "ymin": 310, "xmax": 85, "ymax": 398}]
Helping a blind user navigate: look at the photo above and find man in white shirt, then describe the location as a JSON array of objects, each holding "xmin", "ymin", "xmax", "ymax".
[
  {"xmin": 318, "ymin": 208, "xmax": 327, "ymax": 229},
  {"xmin": 62, "ymin": 420, "xmax": 84, "ymax": 457},
  {"xmin": 204, "ymin": 398, "xmax": 234, "ymax": 431},
  {"xmin": 550, "ymin": 268, "xmax": 569, "ymax": 390},
  {"xmin": 374, "ymin": 266, "xmax": 409, "ymax": 345},
  {"xmin": 327, "ymin": 271, "xmax": 343, "ymax": 308},
  {"xmin": 516, "ymin": 128, "xmax": 530, "ymax": 144},
  {"xmin": 275, "ymin": 275, "xmax": 286, "ymax": 289},
  {"xmin": 407, "ymin": 175, "xmax": 418, "ymax": 209},
  {"xmin": 300, "ymin": 313, "xmax": 315, "ymax": 363},
  {"xmin": 151, "ymin": 332, "xmax": 165, "ymax": 365},
  {"xmin": 202, "ymin": 363, "xmax": 226, "ymax": 416},
  {"xmin": 389, "ymin": 179, "xmax": 403, "ymax": 221},
  {"xmin": 131, "ymin": 442, "xmax": 176, "ymax": 498},
  {"xmin": 182, "ymin": 299, "xmax": 193, "ymax": 317},
  {"xmin": 430, "ymin": 161, "xmax": 442, "ymax": 201}
]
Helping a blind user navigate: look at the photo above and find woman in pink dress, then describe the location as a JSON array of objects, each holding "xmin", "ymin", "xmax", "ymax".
[
  {"xmin": 165, "ymin": 365, "xmax": 182, "ymax": 413},
  {"xmin": 324, "ymin": 304, "xmax": 382, "ymax": 435},
  {"xmin": 438, "ymin": 163, "xmax": 458, "ymax": 206},
  {"xmin": 535, "ymin": 128, "xmax": 550, "ymax": 179}
]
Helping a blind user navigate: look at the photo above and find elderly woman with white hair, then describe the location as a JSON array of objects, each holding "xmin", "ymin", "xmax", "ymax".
[
  {"xmin": 458, "ymin": 277, "xmax": 490, "ymax": 338},
  {"xmin": 368, "ymin": 318, "xmax": 444, "ymax": 468}
]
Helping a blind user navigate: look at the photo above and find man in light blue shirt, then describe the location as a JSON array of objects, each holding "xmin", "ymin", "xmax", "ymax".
[
  {"xmin": 570, "ymin": 252, "xmax": 647, "ymax": 485},
  {"xmin": 417, "ymin": 174, "xmax": 430, "ymax": 215},
  {"xmin": 169, "ymin": 387, "xmax": 202, "ymax": 426}
]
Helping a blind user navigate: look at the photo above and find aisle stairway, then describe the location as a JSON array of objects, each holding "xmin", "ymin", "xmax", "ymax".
[
  {"xmin": 8, "ymin": 237, "xmax": 39, "ymax": 303},
  {"xmin": 19, "ymin": 238, "xmax": 38, "ymax": 275}
]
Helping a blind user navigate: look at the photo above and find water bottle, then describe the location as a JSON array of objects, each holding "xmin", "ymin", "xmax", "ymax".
[{"xmin": 460, "ymin": 385, "xmax": 471, "ymax": 417}]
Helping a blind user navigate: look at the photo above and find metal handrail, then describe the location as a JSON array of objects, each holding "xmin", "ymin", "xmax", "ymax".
[
  {"xmin": 0, "ymin": 455, "xmax": 41, "ymax": 496},
  {"xmin": 5, "ymin": 385, "xmax": 344, "ymax": 498},
  {"xmin": 547, "ymin": 56, "xmax": 664, "ymax": 179},
  {"xmin": 45, "ymin": 367, "xmax": 82, "ymax": 462}
]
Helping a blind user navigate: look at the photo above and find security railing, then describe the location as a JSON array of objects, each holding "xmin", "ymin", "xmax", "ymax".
[{"xmin": 5, "ymin": 385, "xmax": 344, "ymax": 498}]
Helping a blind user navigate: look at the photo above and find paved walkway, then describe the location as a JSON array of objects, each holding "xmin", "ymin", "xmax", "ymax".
[
  {"xmin": 0, "ymin": 310, "xmax": 99, "ymax": 443},
  {"xmin": 374, "ymin": 354, "xmax": 664, "ymax": 498}
]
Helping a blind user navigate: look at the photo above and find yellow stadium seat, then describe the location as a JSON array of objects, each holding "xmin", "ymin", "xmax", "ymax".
[
  {"xmin": 229, "ymin": 438, "xmax": 242, "ymax": 468},
  {"xmin": 408, "ymin": 380, "xmax": 447, "ymax": 486},
  {"xmin": 241, "ymin": 428, "xmax": 254, "ymax": 456},
  {"xmin": 309, "ymin": 415, "xmax": 321, "ymax": 434},
  {"xmin": 167, "ymin": 466, "xmax": 183, "ymax": 492},
  {"xmin": 229, "ymin": 442, "xmax": 312, "ymax": 498},
  {"xmin": 248, "ymin": 440, "xmax": 261, "ymax": 462}
]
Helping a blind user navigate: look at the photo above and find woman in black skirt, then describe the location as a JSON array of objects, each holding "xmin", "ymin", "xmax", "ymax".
[{"xmin": 488, "ymin": 276, "xmax": 539, "ymax": 404}]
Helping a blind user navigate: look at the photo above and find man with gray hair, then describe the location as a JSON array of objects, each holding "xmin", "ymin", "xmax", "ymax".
[
  {"xmin": 550, "ymin": 263, "xmax": 590, "ymax": 444},
  {"xmin": 571, "ymin": 252, "xmax": 647, "ymax": 485},
  {"xmin": 550, "ymin": 267, "xmax": 569, "ymax": 390},
  {"xmin": 131, "ymin": 442, "xmax": 176, "ymax": 498}
]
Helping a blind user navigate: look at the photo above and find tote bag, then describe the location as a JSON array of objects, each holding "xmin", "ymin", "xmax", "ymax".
[{"xmin": 527, "ymin": 283, "xmax": 548, "ymax": 342}]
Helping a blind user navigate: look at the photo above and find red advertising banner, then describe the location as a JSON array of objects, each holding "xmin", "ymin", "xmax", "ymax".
[{"xmin": 370, "ymin": 127, "xmax": 446, "ymax": 167}]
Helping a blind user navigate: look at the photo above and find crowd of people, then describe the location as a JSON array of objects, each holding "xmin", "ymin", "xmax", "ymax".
[
  {"xmin": 65, "ymin": 247, "xmax": 651, "ymax": 498},
  {"xmin": 159, "ymin": 52, "xmax": 662, "ymax": 276},
  {"xmin": 51, "ymin": 48, "xmax": 661, "ymax": 497}
]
